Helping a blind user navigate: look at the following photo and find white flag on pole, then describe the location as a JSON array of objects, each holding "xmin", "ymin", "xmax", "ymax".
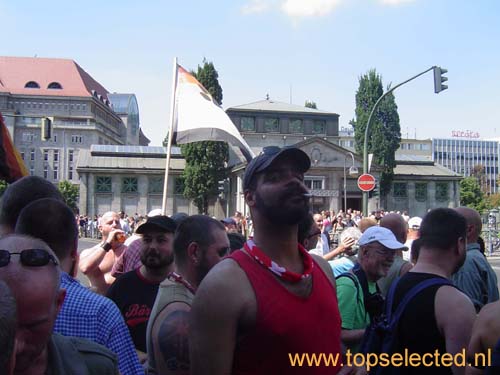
[{"xmin": 172, "ymin": 65, "xmax": 255, "ymax": 162}]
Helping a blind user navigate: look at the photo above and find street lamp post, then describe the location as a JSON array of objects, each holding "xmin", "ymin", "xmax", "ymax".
[
  {"xmin": 362, "ymin": 66, "xmax": 443, "ymax": 216},
  {"xmin": 343, "ymin": 152, "xmax": 358, "ymax": 213}
]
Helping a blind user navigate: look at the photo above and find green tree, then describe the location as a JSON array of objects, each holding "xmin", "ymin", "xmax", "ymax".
[
  {"xmin": 180, "ymin": 59, "xmax": 229, "ymax": 214},
  {"xmin": 460, "ymin": 176, "xmax": 490, "ymax": 213},
  {"xmin": 0, "ymin": 179, "xmax": 8, "ymax": 197},
  {"xmin": 305, "ymin": 100, "xmax": 317, "ymax": 109},
  {"xmin": 58, "ymin": 180, "xmax": 79, "ymax": 212},
  {"xmin": 351, "ymin": 69, "xmax": 401, "ymax": 197}
]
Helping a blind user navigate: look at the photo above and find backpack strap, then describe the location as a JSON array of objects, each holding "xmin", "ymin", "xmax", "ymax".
[
  {"xmin": 336, "ymin": 272, "xmax": 361, "ymax": 303},
  {"xmin": 387, "ymin": 278, "xmax": 452, "ymax": 329}
]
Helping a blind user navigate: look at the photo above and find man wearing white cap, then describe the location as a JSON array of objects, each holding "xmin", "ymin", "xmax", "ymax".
[
  {"xmin": 404, "ymin": 216, "xmax": 422, "ymax": 262},
  {"xmin": 336, "ymin": 225, "xmax": 406, "ymax": 352}
]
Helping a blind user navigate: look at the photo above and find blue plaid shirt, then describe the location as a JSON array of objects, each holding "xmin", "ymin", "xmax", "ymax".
[{"xmin": 54, "ymin": 272, "xmax": 144, "ymax": 375}]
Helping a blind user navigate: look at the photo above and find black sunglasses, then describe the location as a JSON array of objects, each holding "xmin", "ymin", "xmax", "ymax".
[{"xmin": 0, "ymin": 249, "xmax": 59, "ymax": 267}]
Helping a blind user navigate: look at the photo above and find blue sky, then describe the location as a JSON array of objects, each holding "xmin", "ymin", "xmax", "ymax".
[{"xmin": 2, "ymin": 0, "xmax": 499, "ymax": 146}]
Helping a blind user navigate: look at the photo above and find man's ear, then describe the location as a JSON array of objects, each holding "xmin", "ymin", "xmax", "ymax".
[
  {"xmin": 244, "ymin": 190, "xmax": 256, "ymax": 207},
  {"xmin": 187, "ymin": 242, "xmax": 200, "ymax": 265}
]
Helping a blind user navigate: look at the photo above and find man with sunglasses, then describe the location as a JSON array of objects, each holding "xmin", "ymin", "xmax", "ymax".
[
  {"xmin": 15, "ymin": 198, "xmax": 144, "ymax": 375},
  {"xmin": 336, "ymin": 225, "xmax": 406, "ymax": 353},
  {"xmin": 0, "ymin": 234, "xmax": 119, "ymax": 374},
  {"xmin": 146, "ymin": 215, "xmax": 229, "ymax": 375},
  {"xmin": 80, "ymin": 211, "xmax": 127, "ymax": 294},
  {"xmin": 190, "ymin": 146, "xmax": 344, "ymax": 374}
]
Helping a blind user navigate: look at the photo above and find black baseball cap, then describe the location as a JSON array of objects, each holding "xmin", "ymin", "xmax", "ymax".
[
  {"xmin": 243, "ymin": 146, "xmax": 311, "ymax": 191},
  {"xmin": 136, "ymin": 215, "xmax": 176, "ymax": 234}
]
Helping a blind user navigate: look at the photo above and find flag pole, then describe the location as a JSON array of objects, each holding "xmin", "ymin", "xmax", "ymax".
[{"xmin": 161, "ymin": 57, "xmax": 179, "ymax": 215}]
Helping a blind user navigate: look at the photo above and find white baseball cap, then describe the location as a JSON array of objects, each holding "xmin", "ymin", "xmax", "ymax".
[
  {"xmin": 358, "ymin": 226, "xmax": 407, "ymax": 250},
  {"xmin": 408, "ymin": 216, "xmax": 422, "ymax": 230}
]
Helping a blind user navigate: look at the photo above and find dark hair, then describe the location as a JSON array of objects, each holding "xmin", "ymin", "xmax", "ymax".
[
  {"xmin": 419, "ymin": 208, "xmax": 467, "ymax": 250},
  {"xmin": 298, "ymin": 214, "xmax": 315, "ymax": 245},
  {"xmin": 0, "ymin": 280, "xmax": 16, "ymax": 370},
  {"xmin": 0, "ymin": 176, "xmax": 64, "ymax": 230},
  {"xmin": 173, "ymin": 215, "xmax": 225, "ymax": 264},
  {"xmin": 478, "ymin": 236, "xmax": 485, "ymax": 256},
  {"xmin": 228, "ymin": 232, "xmax": 246, "ymax": 253},
  {"xmin": 15, "ymin": 198, "xmax": 78, "ymax": 261}
]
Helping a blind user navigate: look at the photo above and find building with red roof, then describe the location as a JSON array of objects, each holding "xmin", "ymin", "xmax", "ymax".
[{"xmin": 0, "ymin": 56, "xmax": 149, "ymax": 191}]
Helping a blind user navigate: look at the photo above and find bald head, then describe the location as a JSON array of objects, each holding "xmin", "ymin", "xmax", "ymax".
[
  {"xmin": 455, "ymin": 207, "xmax": 482, "ymax": 242},
  {"xmin": 380, "ymin": 213, "xmax": 408, "ymax": 243}
]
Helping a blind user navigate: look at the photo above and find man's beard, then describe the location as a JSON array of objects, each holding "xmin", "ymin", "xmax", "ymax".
[
  {"xmin": 140, "ymin": 250, "xmax": 174, "ymax": 269},
  {"xmin": 254, "ymin": 187, "xmax": 310, "ymax": 225}
]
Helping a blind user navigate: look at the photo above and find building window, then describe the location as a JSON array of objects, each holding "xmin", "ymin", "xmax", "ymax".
[
  {"xmin": 149, "ymin": 177, "xmax": 164, "ymax": 194},
  {"xmin": 122, "ymin": 177, "xmax": 138, "ymax": 193},
  {"xmin": 30, "ymin": 149, "xmax": 35, "ymax": 161},
  {"xmin": 264, "ymin": 118, "xmax": 279, "ymax": 133},
  {"xmin": 20, "ymin": 151, "xmax": 25, "ymax": 160},
  {"xmin": 240, "ymin": 117, "xmax": 255, "ymax": 132},
  {"xmin": 24, "ymin": 81, "xmax": 40, "ymax": 89},
  {"xmin": 71, "ymin": 135, "xmax": 83, "ymax": 144},
  {"xmin": 47, "ymin": 82, "xmax": 62, "ymax": 89},
  {"xmin": 304, "ymin": 177, "xmax": 324, "ymax": 190},
  {"xmin": 436, "ymin": 182, "xmax": 449, "ymax": 201},
  {"xmin": 43, "ymin": 165, "xmax": 48, "ymax": 179},
  {"xmin": 393, "ymin": 182, "xmax": 408, "ymax": 198},
  {"xmin": 68, "ymin": 165, "xmax": 73, "ymax": 180},
  {"xmin": 289, "ymin": 119, "xmax": 303, "ymax": 133},
  {"xmin": 96, "ymin": 177, "xmax": 112, "ymax": 193},
  {"xmin": 312, "ymin": 120, "xmax": 326, "ymax": 134},
  {"xmin": 415, "ymin": 182, "xmax": 428, "ymax": 202},
  {"xmin": 22, "ymin": 133, "xmax": 35, "ymax": 143},
  {"xmin": 68, "ymin": 150, "xmax": 74, "ymax": 163},
  {"xmin": 54, "ymin": 150, "xmax": 59, "ymax": 162},
  {"xmin": 29, "ymin": 166, "xmax": 35, "ymax": 176},
  {"xmin": 174, "ymin": 177, "xmax": 185, "ymax": 195},
  {"xmin": 43, "ymin": 149, "xmax": 49, "ymax": 161},
  {"xmin": 53, "ymin": 165, "xmax": 58, "ymax": 180}
]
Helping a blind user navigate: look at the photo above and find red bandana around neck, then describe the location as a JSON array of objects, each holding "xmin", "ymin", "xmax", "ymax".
[
  {"xmin": 167, "ymin": 271, "xmax": 196, "ymax": 294},
  {"xmin": 244, "ymin": 239, "xmax": 313, "ymax": 283}
]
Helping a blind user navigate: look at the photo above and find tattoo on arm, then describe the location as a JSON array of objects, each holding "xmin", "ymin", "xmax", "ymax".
[{"xmin": 158, "ymin": 310, "xmax": 190, "ymax": 372}]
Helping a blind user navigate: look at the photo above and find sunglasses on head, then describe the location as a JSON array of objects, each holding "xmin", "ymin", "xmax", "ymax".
[{"xmin": 0, "ymin": 249, "xmax": 59, "ymax": 267}]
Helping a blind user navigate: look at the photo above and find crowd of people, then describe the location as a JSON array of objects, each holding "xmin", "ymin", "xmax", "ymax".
[{"xmin": 1, "ymin": 145, "xmax": 500, "ymax": 374}]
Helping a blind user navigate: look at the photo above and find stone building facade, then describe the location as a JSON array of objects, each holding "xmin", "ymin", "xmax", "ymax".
[{"xmin": 0, "ymin": 56, "xmax": 149, "ymax": 187}]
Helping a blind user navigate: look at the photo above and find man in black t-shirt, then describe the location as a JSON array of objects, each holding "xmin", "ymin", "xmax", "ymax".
[
  {"xmin": 107, "ymin": 215, "xmax": 176, "ymax": 362},
  {"xmin": 388, "ymin": 208, "xmax": 475, "ymax": 374}
]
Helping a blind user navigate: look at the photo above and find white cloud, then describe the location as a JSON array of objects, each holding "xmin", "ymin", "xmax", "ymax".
[
  {"xmin": 378, "ymin": 0, "xmax": 414, "ymax": 5},
  {"xmin": 281, "ymin": 0, "xmax": 343, "ymax": 18},
  {"xmin": 241, "ymin": 0, "xmax": 272, "ymax": 15}
]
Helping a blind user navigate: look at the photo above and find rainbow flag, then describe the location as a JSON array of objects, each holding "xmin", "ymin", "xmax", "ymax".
[{"xmin": 0, "ymin": 113, "xmax": 28, "ymax": 183}]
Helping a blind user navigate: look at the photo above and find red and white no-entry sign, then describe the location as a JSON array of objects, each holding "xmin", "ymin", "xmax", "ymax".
[{"xmin": 357, "ymin": 174, "xmax": 376, "ymax": 192}]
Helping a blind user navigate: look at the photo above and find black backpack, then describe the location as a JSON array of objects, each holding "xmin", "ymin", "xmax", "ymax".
[{"xmin": 359, "ymin": 277, "xmax": 452, "ymax": 375}]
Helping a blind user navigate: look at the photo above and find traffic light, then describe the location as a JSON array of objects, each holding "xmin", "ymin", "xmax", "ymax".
[
  {"xmin": 218, "ymin": 180, "xmax": 226, "ymax": 193},
  {"xmin": 41, "ymin": 117, "xmax": 53, "ymax": 141},
  {"xmin": 433, "ymin": 66, "xmax": 448, "ymax": 94}
]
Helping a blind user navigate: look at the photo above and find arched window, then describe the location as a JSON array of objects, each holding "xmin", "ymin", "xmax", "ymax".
[
  {"xmin": 24, "ymin": 81, "xmax": 40, "ymax": 89},
  {"xmin": 47, "ymin": 82, "xmax": 62, "ymax": 89}
]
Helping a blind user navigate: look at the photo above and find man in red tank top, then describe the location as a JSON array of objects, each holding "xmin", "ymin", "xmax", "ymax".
[{"xmin": 190, "ymin": 146, "xmax": 345, "ymax": 375}]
